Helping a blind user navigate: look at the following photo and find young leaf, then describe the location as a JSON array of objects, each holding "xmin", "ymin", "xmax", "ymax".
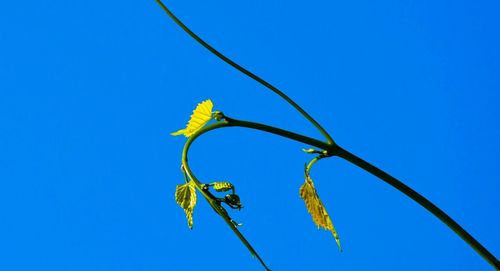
[
  {"xmin": 171, "ymin": 99, "xmax": 214, "ymax": 137},
  {"xmin": 175, "ymin": 182, "xmax": 197, "ymax": 229},
  {"xmin": 299, "ymin": 174, "xmax": 342, "ymax": 251},
  {"xmin": 211, "ymin": 181, "xmax": 234, "ymax": 192}
]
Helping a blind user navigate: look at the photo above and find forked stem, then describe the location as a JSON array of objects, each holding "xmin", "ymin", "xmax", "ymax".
[
  {"xmin": 157, "ymin": 0, "xmax": 499, "ymax": 268},
  {"xmin": 182, "ymin": 117, "xmax": 499, "ymax": 269},
  {"xmin": 155, "ymin": 0, "xmax": 335, "ymax": 144}
]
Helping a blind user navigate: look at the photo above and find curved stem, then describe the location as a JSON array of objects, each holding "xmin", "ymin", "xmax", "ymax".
[
  {"xmin": 155, "ymin": 0, "xmax": 335, "ymax": 144},
  {"xmin": 181, "ymin": 117, "xmax": 498, "ymax": 269},
  {"xmin": 182, "ymin": 118, "xmax": 332, "ymax": 171},
  {"xmin": 334, "ymin": 146, "xmax": 500, "ymax": 269},
  {"xmin": 181, "ymin": 122, "xmax": 274, "ymax": 271},
  {"xmin": 180, "ymin": 118, "xmax": 332, "ymax": 270},
  {"xmin": 157, "ymin": 1, "xmax": 497, "ymax": 267},
  {"xmin": 224, "ymin": 116, "xmax": 333, "ymax": 151},
  {"xmin": 306, "ymin": 155, "xmax": 326, "ymax": 174}
]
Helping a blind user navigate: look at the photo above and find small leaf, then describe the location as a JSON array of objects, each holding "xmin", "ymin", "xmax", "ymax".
[
  {"xmin": 175, "ymin": 182, "xmax": 197, "ymax": 229},
  {"xmin": 171, "ymin": 99, "xmax": 214, "ymax": 137},
  {"xmin": 299, "ymin": 174, "xmax": 342, "ymax": 251},
  {"xmin": 211, "ymin": 181, "xmax": 234, "ymax": 192}
]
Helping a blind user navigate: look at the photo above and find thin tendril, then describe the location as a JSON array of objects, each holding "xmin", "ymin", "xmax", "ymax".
[{"xmin": 155, "ymin": 0, "xmax": 334, "ymax": 144}]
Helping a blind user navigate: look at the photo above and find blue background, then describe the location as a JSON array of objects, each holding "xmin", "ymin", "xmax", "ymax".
[{"xmin": 0, "ymin": 0, "xmax": 498, "ymax": 270}]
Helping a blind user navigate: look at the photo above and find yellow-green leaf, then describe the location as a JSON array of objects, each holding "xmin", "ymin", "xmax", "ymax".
[
  {"xmin": 175, "ymin": 182, "xmax": 197, "ymax": 229},
  {"xmin": 211, "ymin": 181, "xmax": 234, "ymax": 192},
  {"xmin": 299, "ymin": 175, "xmax": 342, "ymax": 251},
  {"xmin": 171, "ymin": 99, "xmax": 213, "ymax": 137}
]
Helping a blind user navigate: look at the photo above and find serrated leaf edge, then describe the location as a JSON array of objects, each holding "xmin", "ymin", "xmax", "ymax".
[
  {"xmin": 299, "ymin": 175, "xmax": 342, "ymax": 251},
  {"xmin": 175, "ymin": 182, "xmax": 197, "ymax": 229}
]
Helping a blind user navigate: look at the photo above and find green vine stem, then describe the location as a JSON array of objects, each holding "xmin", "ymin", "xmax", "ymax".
[
  {"xmin": 181, "ymin": 116, "xmax": 499, "ymax": 269},
  {"xmin": 334, "ymin": 146, "xmax": 500, "ymax": 269},
  {"xmin": 306, "ymin": 154, "xmax": 327, "ymax": 173},
  {"xmin": 155, "ymin": 0, "xmax": 335, "ymax": 144},
  {"xmin": 181, "ymin": 121, "xmax": 272, "ymax": 271},
  {"xmin": 157, "ymin": 0, "xmax": 499, "ymax": 268}
]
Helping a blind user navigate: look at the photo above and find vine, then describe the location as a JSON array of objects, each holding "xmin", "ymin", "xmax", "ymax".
[{"xmin": 157, "ymin": 1, "xmax": 500, "ymax": 270}]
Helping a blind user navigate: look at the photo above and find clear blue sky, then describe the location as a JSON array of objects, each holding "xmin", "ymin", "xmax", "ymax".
[{"xmin": 0, "ymin": 0, "xmax": 498, "ymax": 270}]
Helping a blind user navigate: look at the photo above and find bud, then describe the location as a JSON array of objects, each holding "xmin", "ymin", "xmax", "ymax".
[
  {"xmin": 214, "ymin": 111, "xmax": 225, "ymax": 121},
  {"xmin": 225, "ymin": 194, "xmax": 243, "ymax": 210}
]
